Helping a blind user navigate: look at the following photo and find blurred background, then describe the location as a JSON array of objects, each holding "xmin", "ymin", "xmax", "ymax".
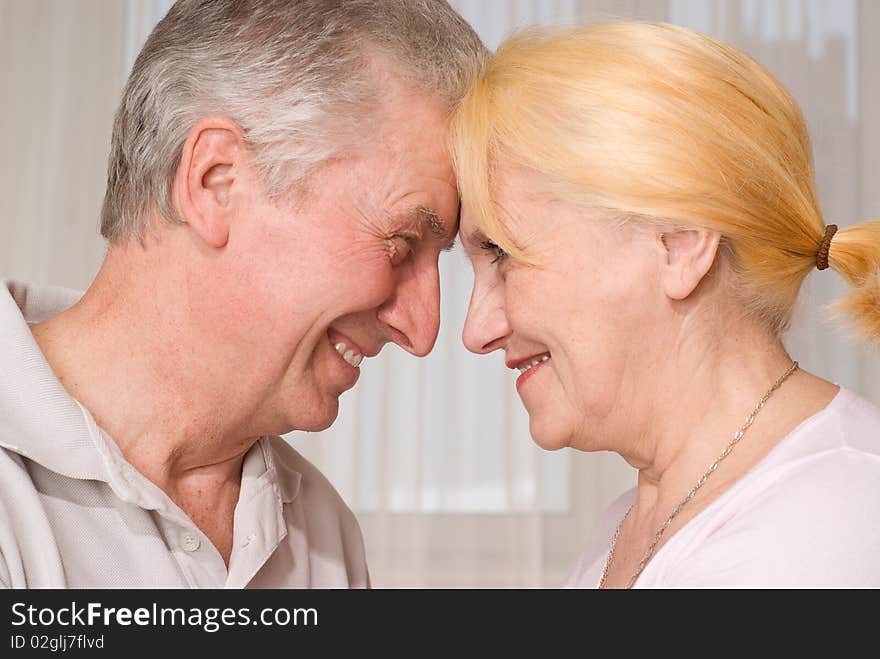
[{"xmin": 2, "ymin": 0, "xmax": 878, "ymax": 587}]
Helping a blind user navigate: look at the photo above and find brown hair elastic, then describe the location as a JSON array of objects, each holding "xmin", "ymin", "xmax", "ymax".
[{"xmin": 816, "ymin": 224, "xmax": 837, "ymax": 271}]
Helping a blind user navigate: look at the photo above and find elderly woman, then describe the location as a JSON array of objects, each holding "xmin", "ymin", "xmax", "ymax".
[{"xmin": 451, "ymin": 22, "xmax": 880, "ymax": 588}]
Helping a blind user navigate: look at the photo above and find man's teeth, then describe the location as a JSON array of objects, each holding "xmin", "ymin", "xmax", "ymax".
[
  {"xmin": 518, "ymin": 354, "xmax": 550, "ymax": 373},
  {"xmin": 334, "ymin": 342, "xmax": 364, "ymax": 367}
]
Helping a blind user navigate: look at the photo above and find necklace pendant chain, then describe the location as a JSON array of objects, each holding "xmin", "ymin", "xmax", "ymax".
[{"xmin": 598, "ymin": 361, "xmax": 799, "ymax": 589}]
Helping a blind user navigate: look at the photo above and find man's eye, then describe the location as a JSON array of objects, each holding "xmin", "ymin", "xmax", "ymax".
[
  {"xmin": 479, "ymin": 239, "xmax": 508, "ymax": 265},
  {"xmin": 388, "ymin": 235, "xmax": 415, "ymax": 266}
]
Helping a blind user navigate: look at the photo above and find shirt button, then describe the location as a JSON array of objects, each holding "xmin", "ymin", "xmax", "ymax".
[{"xmin": 180, "ymin": 531, "xmax": 200, "ymax": 552}]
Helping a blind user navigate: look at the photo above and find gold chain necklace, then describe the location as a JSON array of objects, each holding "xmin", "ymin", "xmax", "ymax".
[{"xmin": 599, "ymin": 361, "xmax": 799, "ymax": 589}]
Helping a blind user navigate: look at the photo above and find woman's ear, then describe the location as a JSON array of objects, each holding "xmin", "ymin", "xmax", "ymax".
[
  {"xmin": 173, "ymin": 115, "xmax": 245, "ymax": 248},
  {"xmin": 657, "ymin": 228, "xmax": 722, "ymax": 300}
]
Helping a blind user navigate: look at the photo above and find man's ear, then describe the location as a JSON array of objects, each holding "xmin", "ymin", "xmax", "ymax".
[
  {"xmin": 173, "ymin": 115, "xmax": 245, "ymax": 248},
  {"xmin": 657, "ymin": 228, "xmax": 722, "ymax": 300}
]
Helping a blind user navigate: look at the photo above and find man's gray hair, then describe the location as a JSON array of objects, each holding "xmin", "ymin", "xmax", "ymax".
[{"xmin": 100, "ymin": 0, "xmax": 486, "ymax": 242}]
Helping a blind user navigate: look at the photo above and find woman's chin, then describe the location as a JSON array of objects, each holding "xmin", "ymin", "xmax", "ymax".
[{"xmin": 528, "ymin": 417, "xmax": 575, "ymax": 451}]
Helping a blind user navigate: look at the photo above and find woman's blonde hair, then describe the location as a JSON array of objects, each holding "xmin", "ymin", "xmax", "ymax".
[{"xmin": 451, "ymin": 22, "xmax": 880, "ymax": 338}]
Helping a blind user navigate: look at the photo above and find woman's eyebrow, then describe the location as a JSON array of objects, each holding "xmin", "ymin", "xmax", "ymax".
[{"xmin": 467, "ymin": 228, "xmax": 488, "ymax": 246}]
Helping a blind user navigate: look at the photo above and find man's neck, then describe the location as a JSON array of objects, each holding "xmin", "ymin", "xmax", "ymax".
[{"xmin": 29, "ymin": 249, "xmax": 256, "ymax": 496}]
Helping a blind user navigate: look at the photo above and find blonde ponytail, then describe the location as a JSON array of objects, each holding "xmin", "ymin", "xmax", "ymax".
[{"xmin": 829, "ymin": 221, "xmax": 880, "ymax": 338}]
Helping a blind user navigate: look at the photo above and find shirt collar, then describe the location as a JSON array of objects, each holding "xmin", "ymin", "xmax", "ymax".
[
  {"xmin": 0, "ymin": 279, "xmax": 109, "ymax": 480},
  {"xmin": 260, "ymin": 437, "xmax": 302, "ymax": 504}
]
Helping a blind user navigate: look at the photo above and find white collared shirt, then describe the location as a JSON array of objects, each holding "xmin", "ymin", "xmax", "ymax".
[{"xmin": 0, "ymin": 280, "xmax": 369, "ymax": 588}]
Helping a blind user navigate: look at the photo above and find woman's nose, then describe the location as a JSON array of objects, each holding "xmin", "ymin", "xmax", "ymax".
[{"xmin": 461, "ymin": 282, "xmax": 511, "ymax": 354}]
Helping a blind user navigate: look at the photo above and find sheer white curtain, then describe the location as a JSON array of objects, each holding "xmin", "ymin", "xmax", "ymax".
[{"xmin": 1, "ymin": 0, "xmax": 877, "ymax": 587}]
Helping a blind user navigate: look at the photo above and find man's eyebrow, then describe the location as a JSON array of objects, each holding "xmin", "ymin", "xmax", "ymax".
[{"xmin": 415, "ymin": 205, "xmax": 457, "ymax": 251}]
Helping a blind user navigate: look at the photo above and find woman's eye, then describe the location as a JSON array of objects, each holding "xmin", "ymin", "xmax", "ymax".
[
  {"xmin": 479, "ymin": 239, "xmax": 508, "ymax": 265},
  {"xmin": 388, "ymin": 235, "xmax": 415, "ymax": 266}
]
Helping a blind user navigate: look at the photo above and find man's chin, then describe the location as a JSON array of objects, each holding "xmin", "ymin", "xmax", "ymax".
[{"xmin": 281, "ymin": 398, "xmax": 341, "ymax": 434}]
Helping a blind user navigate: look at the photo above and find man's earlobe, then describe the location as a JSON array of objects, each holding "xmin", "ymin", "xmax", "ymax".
[
  {"xmin": 659, "ymin": 228, "xmax": 722, "ymax": 301},
  {"xmin": 174, "ymin": 116, "xmax": 244, "ymax": 248}
]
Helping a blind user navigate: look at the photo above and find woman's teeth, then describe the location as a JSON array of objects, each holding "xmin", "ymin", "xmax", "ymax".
[
  {"xmin": 518, "ymin": 354, "xmax": 550, "ymax": 373},
  {"xmin": 334, "ymin": 342, "xmax": 364, "ymax": 368}
]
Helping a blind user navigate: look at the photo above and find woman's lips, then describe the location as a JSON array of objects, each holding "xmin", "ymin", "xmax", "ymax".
[{"xmin": 514, "ymin": 353, "xmax": 551, "ymax": 390}]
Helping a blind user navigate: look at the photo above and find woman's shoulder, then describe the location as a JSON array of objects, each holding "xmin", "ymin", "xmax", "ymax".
[
  {"xmin": 757, "ymin": 385, "xmax": 880, "ymax": 469},
  {"xmin": 652, "ymin": 389, "xmax": 880, "ymax": 586},
  {"xmin": 633, "ymin": 388, "xmax": 880, "ymax": 587},
  {"xmin": 831, "ymin": 386, "xmax": 880, "ymax": 447},
  {"xmin": 820, "ymin": 385, "xmax": 880, "ymax": 433},
  {"xmin": 662, "ymin": 457, "xmax": 880, "ymax": 586},
  {"xmin": 715, "ymin": 386, "xmax": 880, "ymax": 532}
]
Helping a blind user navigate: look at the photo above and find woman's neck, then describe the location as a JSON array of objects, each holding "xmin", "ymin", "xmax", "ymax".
[{"xmin": 613, "ymin": 318, "xmax": 837, "ymax": 528}]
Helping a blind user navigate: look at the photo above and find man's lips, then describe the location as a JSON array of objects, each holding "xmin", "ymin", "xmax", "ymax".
[{"xmin": 327, "ymin": 328, "xmax": 381, "ymax": 368}]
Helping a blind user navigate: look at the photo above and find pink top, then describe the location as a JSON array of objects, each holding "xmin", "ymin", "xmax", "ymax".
[{"xmin": 565, "ymin": 387, "xmax": 880, "ymax": 588}]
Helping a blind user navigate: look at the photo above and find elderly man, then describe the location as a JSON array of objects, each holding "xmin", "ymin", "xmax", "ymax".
[{"xmin": 0, "ymin": 0, "xmax": 485, "ymax": 588}]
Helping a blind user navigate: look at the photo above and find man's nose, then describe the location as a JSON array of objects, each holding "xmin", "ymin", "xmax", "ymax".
[
  {"xmin": 461, "ymin": 279, "xmax": 510, "ymax": 355},
  {"xmin": 377, "ymin": 256, "xmax": 441, "ymax": 357}
]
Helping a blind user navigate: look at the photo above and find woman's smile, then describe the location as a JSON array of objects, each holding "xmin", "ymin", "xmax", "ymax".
[{"xmin": 508, "ymin": 352, "xmax": 551, "ymax": 390}]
